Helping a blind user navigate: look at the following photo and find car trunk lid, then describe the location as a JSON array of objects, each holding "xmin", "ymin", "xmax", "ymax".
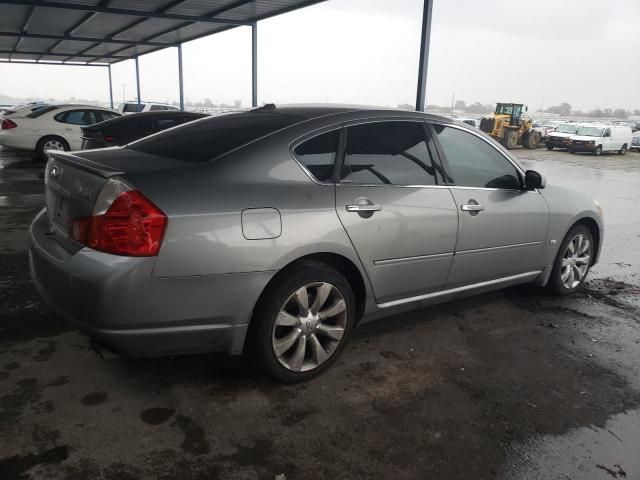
[{"xmin": 44, "ymin": 148, "xmax": 186, "ymax": 247}]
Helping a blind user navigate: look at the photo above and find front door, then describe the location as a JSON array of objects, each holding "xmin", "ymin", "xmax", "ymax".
[
  {"xmin": 334, "ymin": 120, "xmax": 459, "ymax": 304},
  {"xmin": 431, "ymin": 123, "xmax": 550, "ymax": 288}
]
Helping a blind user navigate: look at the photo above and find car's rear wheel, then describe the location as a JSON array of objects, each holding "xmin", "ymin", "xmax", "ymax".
[
  {"xmin": 619, "ymin": 144, "xmax": 627, "ymax": 155},
  {"xmin": 253, "ymin": 261, "xmax": 355, "ymax": 383},
  {"xmin": 36, "ymin": 136, "xmax": 69, "ymax": 161},
  {"xmin": 548, "ymin": 224, "xmax": 594, "ymax": 295}
]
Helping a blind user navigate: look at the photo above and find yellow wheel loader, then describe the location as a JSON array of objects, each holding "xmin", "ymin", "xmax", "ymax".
[{"xmin": 479, "ymin": 103, "xmax": 541, "ymax": 150}]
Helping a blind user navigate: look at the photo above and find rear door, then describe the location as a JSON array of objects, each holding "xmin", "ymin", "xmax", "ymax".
[
  {"xmin": 334, "ymin": 120, "xmax": 459, "ymax": 304},
  {"xmin": 53, "ymin": 109, "xmax": 98, "ymax": 149},
  {"xmin": 431, "ymin": 123, "xmax": 549, "ymax": 288}
]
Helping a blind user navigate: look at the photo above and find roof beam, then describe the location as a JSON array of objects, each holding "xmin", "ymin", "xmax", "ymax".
[
  {"xmin": 35, "ymin": 0, "xmax": 112, "ymax": 61},
  {"xmin": 10, "ymin": 5, "xmax": 35, "ymax": 60},
  {"xmin": 0, "ymin": 49, "xmax": 128, "ymax": 60},
  {"xmin": 0, "ymin": 31, "xmax": 175, "ymax": 48},
  {"xmin": 86, "ymin": 0, "xmax": 255, "ymax": 63},
  {"xmin": 0, "ymin": 59, "xmax": 108, "ymax": 67},
  {"xmin": 1, "ymin": 1, "xmax": 252, "ymax": 26}
]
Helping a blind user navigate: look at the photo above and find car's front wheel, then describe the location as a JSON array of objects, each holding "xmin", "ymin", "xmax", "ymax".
[
  {"xmin": 548, "ymin": 224, "xmax": 594, "ymax": 295},
  {"xmin": 253, "ymin": 261, "xmax": 355, "ymax": 383}
]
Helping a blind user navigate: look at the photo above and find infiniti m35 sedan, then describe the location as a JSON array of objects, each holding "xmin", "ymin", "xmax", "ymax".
[{"xmin": 30, "ymin": 105, "xmax": 603, "ymax": 382}]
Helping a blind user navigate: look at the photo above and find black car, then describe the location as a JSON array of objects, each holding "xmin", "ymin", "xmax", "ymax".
[{"xmin": 80, "ymin": 111, "xmax": 206, "ymax": 149}]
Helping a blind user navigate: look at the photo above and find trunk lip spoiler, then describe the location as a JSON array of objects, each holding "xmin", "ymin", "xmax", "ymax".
[{"xmin": 47, "ymin": 150, "xmax": 124, "ymax": 179}]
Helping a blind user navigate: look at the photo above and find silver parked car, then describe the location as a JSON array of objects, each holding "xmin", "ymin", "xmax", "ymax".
[{"xmin": 30, "ymin": 106, "xmax": 603, "ymax": 382}]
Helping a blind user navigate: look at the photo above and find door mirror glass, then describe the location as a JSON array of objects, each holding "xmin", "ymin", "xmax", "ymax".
[{"xmin": 525, "ymin": 170, "xmax": 545, "ymax": 190}]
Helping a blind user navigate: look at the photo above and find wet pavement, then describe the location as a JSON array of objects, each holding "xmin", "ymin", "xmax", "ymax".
[{"xmin": 1, "ymin": 145, "xmax": 639, "ymax": 479}]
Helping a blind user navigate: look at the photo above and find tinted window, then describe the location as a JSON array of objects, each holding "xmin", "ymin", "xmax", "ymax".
[
  {"xmin": 123, "ymin": 103, "xmax": 144, "ymax": 113},
  {"xmin": 433, "ymin": 125, "xmax": 521, "ymax": 189},
  {"xmin": 341, "ymin": 122, "xmax": 437, "ymax": 186},
  {"xmin": 98, "ymin": 111, "xmax": 120, "ymax": 122},
  {"xmin": 27, "ymin": 105, "xmax": 57, "ymax": 118},
  {"xmin": 156, "ymin": 118, "xmax": 181, "ymax": 130},
  {"xmin": 128, "ymin": 112, "xmax": 304, "ymax": 163},
  {"xmin": 55, "ymin": 110, "xmax": 97, "ymax": 125},
  {"xmin": 150, "ymin": 105, "xmax": 167, "ymax": 111},
  {"xmin": 294, "ymin": 130, "xmax": 340, "ymax": 182}
]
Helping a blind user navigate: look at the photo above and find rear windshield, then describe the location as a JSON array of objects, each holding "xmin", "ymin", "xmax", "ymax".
[
  {"xmin": 127, "ymin": 111, "xmax": 305, "ymax": 162},
  {"xmin": 123, "ymin": 103, "xmax": 145, "ymax": 113},
  {"xmin": 27, "ymin": 106, "xmax": 58, "ymax": 118}
]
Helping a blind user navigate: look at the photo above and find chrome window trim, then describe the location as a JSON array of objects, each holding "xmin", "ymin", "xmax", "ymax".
[
  {"xmin": 377, "ymin": 270, "xmax": 542, "ymax": 309},
  {"xmin": 289, "ymin": 124, "xmax": 343, "ymax": 187},
  {"xmin": 374, "ymin": 251, "xmax": 453, "ymax": 266}
]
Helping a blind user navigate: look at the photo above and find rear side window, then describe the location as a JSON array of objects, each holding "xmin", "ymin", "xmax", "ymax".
[
  {"xmin": 54, "ymin": 110, "xmax": 98, "ymax": 125},
  {"xmin": 128, "ymin": 112, "xmax": 304, "ymax": 162},
  {"xmin": 340, "ymin": 121, "xmax": 437, "ymax": 186},
  {"xmin": 433, "ymin": 125, "xmax": 521, "ymax": 189},
  {"xmin": 293, "ymin": 130, "xmax": 340, "ymax": 182},
  {"xmin": 150, "ymin": 105, "xmax": 167, "ymax": 111},
  {"xmin": 27, "ymin": 106, "xmax": 57, "ymax": 118}
]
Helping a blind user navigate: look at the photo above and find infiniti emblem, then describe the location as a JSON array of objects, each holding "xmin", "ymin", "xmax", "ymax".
[{"xmin": 50, "ymin": 166, "xmax": 59, "ymax": 178}]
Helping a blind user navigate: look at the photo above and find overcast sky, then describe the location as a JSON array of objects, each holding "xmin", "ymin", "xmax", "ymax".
[{"xmin": 1, "ymin": 0, "xmax": 639, "ymax": 111}]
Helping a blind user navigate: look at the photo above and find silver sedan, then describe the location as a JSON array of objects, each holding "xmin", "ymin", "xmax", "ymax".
[{"xmin": 29, "ymin": 106, "xmax": 603, "ymax": 382}]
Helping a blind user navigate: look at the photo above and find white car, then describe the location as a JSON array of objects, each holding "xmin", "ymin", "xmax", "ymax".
[
  {"xmin": 631, "ymin": 131, "xmax": 640, "ymax": 152},
  {"xmin": 0, "ymin": 104, "xmax": 120, "ymax": 159},
  {"xmin": 118, "ymin": 101, "xmax": 179, "ymax": 114}
]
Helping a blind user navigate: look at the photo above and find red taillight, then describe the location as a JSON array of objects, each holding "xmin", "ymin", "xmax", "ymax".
[
  {"xmin": 71, "ymin": 190, "xmax": 167, "ymax": 256},
  {"xmin": 104, "ymin": 135, "xmax": 115, "ymax": 142},
  {"xmin": 1, "ymin": 119, "xmax": 17, "ymax": 129}
]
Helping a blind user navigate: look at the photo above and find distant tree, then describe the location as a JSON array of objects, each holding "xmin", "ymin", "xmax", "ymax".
[
  {"xmin": 613, "ymin": 108, "xmax": 628, "ymax": 119},
  {"xmin": 234, "ymin": 99, "xmax": 242, "ymax": 108},
  {"xmin": 203, "ymin": 98, "xmax": 213, "ymax": 107},
  {"xmin": 634, "ymin": 109, "xmax": 640, "ymax": 115},
  {"xmin": 465, "ymin": 102, "xmax": 493, "ymax": 114},
  {"xmin": 397, "ymin": 103, "xmax": 414, "ymax": 111},
  {"xmin": 546, "ymin": 103, "xmax": 572, "ymax": 116},
  {"xmin": 454, "ymin": 100, "xmax": 466, "ymax": 111},
  {"xmin": 603, "ymin": 108, "xmax": 613, "ymax": 117},
  {"xmin": 589, "ymin": 108, "xmax": 604, "ymax": 117}
]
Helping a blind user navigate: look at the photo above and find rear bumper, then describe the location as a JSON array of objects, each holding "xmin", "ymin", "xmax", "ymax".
[
  {"xmin": 29, "ymin": 209, "xmax": 273, "ymax": 357},
  {"xmin": 0, "ymin": 132, "xmax": 37, "ymax": 150}
]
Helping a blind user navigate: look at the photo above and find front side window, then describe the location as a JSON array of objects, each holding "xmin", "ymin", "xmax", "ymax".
[
  {"xmin": 340, "ymin": 121, "xmax": 437, "ymax": 186},
  {"xmin": 433, "ymin": 125, "xmax": 521, "ymax": 189},
  {"xmin": 293, "ymin": 129, "xmax": 340, "ymax": 182}
]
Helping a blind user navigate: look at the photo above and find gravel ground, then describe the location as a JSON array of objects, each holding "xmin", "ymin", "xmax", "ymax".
[{"xmin": 1, "ymin": 146, "xmax": 639, "ymax": 480}]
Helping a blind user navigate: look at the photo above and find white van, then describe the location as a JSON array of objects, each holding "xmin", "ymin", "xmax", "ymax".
[
  {"xmin": 118, "ymin": 101, "xmax": 179, "ymax": 114},
  {"xmin": 568, "ymin": 125, "xmax": 633, "ymax": 155}
]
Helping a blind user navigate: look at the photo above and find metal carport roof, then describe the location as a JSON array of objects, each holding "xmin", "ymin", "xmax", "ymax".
[{"xmin": 0, "ymin": 0, "xmax": 434, "ymax": 111}]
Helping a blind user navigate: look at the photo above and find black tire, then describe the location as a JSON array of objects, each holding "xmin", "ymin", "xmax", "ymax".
[
  {"xmin": 567, "ymin": 148, "xmax": 575, "ymax": 154},
  {"xmin": 546, "ymin": 143, "xmax": 554, "ymax": 151},
  {"xmin": 523, "ymin": 131, "xmax": 541, "ymax": 149},
  {"xmin": 619, "ymin": 144, "xmax": 627, "ymax": 155},
  {"xmin": 501, "ymin": 129, "xmax": 517, "ymax": 150},
  {"xmin": 548, "ymin": 224, "xmax": 594, "ymax": 296},
  {"xmin": 593, "ymin": 145, "xmax": 602, "ymax": 156},
  {"xmin": 253, "ymin": 260, "xmax": 355, "ymax": 383},
  {"xmin": 36, "ymin": 136, "xmax": 69, "ymax": 161}
]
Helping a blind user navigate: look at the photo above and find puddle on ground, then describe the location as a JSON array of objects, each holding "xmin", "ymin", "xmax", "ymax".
[{"xmin": 499, "ymin": 409, "xmax": 640, "ymax": 479}]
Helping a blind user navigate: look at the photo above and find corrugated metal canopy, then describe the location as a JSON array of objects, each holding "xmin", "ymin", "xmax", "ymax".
[{"xmin": 0, "ymin": 0, "xmax": 326, "ymax": 64}]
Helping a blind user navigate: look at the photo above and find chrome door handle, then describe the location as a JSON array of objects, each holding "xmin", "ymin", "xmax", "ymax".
[
  {"xmin": 461, "ymin": 204, "xmax": 485, "ymax": 212},
  {"xmin": 346, "ymin": 204, "xmax": 382, "ymax": 212}
]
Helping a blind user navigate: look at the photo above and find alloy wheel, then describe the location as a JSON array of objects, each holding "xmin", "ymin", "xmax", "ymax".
[
  {"xmin": 560, "ymin": 233, "xmax": 591, "ymax": 289},
  {"xmin": 272, "ymin": 282, "xmax": 347, "ymax": 372},
  {"xmin": 43, "ymin": 139, "xmax": 65, "ymax": 151}
]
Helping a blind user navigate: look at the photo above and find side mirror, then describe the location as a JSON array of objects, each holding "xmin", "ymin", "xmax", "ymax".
[{"xmin": 525, "ymin": 170, "xmax": 546, "ymax": 190}]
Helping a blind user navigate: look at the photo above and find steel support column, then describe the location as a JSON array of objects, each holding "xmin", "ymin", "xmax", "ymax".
[
  {"xmin": 251, "ymin": 22, "xmax": 257, "ymax": 108},
  {"xmin": 415, "ymin": 0, "xmax": 434, "ymax": 112},
  {"xmin": 177, "ymin": 44, "xmax": 184, "ymax": 111},
  {"xmin": 108, "ymin": 64, "xmax": 114, "ymax": 109},
  {"xmin": 135, "ymin": 56, "xmax": 141, "ymax": 111}
]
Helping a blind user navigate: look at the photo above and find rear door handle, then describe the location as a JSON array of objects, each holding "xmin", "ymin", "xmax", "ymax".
[
  {"xmin": 461, "ymin": 204, "xmax": 485, "ymax": 212},
  {"xmin": 346, "ymin": 204, "xmax": 382, "ymax": 213}
]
